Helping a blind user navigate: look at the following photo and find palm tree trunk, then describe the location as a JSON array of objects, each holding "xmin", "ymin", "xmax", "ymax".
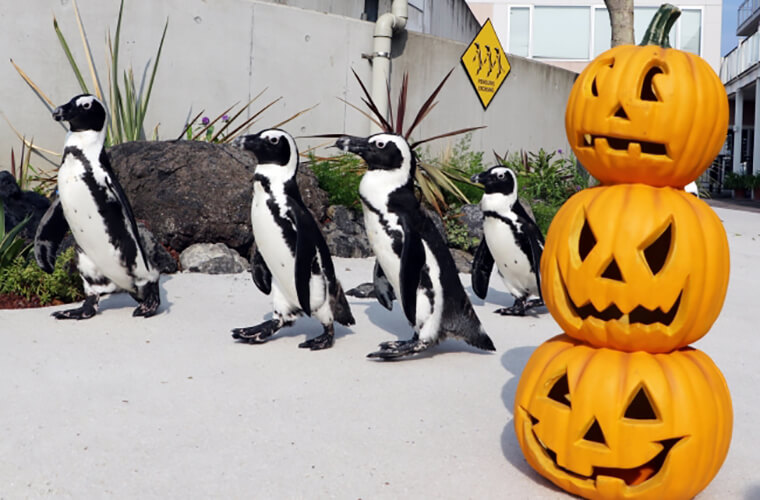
[{"xmin": 604, "ymin": 0, "xmax": 634, "ymax": 46}]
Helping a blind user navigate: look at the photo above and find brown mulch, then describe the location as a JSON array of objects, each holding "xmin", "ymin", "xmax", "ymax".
[{"xmin": 0, "ymin": 293, "xmax": 63, "ymax": 310}]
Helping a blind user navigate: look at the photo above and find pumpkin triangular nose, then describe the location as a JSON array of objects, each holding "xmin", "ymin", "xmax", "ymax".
[
  {"xmin": 613, "ymin": 105, "xmax": 629, "ymax": 120},
  {"xmin": 601, "ymin": 258, "xmax": 624, "ymax": 282},
  {"xmin": 583, "ymin": 418, "xmax": 607, "ymax": 445}
]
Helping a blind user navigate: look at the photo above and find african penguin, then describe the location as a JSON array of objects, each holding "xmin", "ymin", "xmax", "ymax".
[
  {"xmin": 34, "ymin": 94, "xmax": 160, "ymax": 319},
  {"xmin": 337, "ymin": 133, "xmax": 495, "ymax": 359},
  {"xmin": 470, "ymin": 166, "xmax": 544, "ymax": 316},
  {"xmin": 231, "ymin": 129, "xmax": 355, "ymax": 350}
]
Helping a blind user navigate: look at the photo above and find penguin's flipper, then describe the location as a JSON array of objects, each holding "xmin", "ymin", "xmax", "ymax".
[
  {"xmin": 471, "ymin": 239, "xmax": 494, "ymax": 299},
  {"xmin": 373, "ymin": 260, "xmax": 395, "ymax": 310},
  {"xmin": 34, "ymin": 197, "xmax": 69, "ymax": 273},
  {"xmin": 288, "ymin": 199, "xmax": 322, "ymax": 315},
  {"xmin": 514, "ymin": 203, "xmax": 545, "ymax": 300},
  {"xmin": 398, "ymin": 215, "xmax": 425, "ymax": 326},
  {"xmin": 251, "ymin": 247, "xmax": 272, "ymax": 295}
]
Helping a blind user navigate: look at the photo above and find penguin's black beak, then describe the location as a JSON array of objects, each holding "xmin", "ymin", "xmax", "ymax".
[
  {"xmin": 470, "ymin": 172, "xmax": 485, "ymax": 185},
  {"xmin": 52, "ymin": 106, "xmax": 67, "ymax": 122},
  {"xmin": 232, "ymin": 134, "xmax": 261, "ymax": 153},
  {"xmin": 335, "ymin": 136, "xmax": 369, "ymax": 157}
]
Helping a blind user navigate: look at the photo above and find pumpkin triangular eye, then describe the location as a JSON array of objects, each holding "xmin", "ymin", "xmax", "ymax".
[
  {"xmin": 643, "ymin": 223, "xmax": 672, "ymax": 275},
  {"xmin": 591, "ymin": 77, "xmax": 598, "ymax": 97},
  {"xmin": 625, "ymin": 386, "xmax": 658, "ymax": 420},
  {"xmin": 583, "ymin": 418, "xmax": 607, "ymax": 444},
  {"xmin": 641, "ymin": 66, "xmax": 664, "ymax": 102},
  {"xmin": 578, "ymin": 218, "xmax": 596, "ymax": 262},
  {"xmin": 547, "ymin": 373, "xmax": 571, "ymax": 407}
]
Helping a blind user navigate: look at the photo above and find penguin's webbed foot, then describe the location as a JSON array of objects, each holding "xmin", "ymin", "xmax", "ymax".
[
  {"xmin": 232, "ymin": 319, "xmax": 280, "ymax": 344},
  {"xmin": 298, "ymin": 330, "xmax": 334, "ymax": 350},
  {"xmin": 132, "ymin": 282, "xmax": 160, "ymax": 318},
  {"xmin": 367, "ymin": 338, "xmax": 433, "ymax": 360},
  {"xmin": 52, "ymin": 295, "xmax": 99, "ymax": 320},
  {"xmin": 525, "ymin": 298, "xmax": 544, "ymax": 310},
  {"xmin": 496, "ymin": 298, "xmax": 526, "ymax": 316}
]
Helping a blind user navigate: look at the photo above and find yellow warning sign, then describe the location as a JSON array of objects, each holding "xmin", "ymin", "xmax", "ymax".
[{"xmin": 461, "ymin": 18, "xmax": 510, "ymax": 109}]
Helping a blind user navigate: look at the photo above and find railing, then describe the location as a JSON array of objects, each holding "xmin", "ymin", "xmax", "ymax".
[
  {"xmin": 738, "ymin": 0, "xmax": 760, "ymax": 33},
  {"xmin": 720, "ymin": 30, "xmax": 760, "ymax": 83}
]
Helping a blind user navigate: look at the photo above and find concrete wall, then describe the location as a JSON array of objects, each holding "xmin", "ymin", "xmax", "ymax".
[{"xmin": 0, "ymin": 0, "xmax": 575, "ymax": 172}]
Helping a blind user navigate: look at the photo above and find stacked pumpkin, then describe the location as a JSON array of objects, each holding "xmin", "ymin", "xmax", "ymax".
[{"xmin": 513, "ymin": 5, "xmax": 733, "ymax": 499}]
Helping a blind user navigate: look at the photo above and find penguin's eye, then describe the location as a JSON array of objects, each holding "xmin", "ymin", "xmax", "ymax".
[
  {"xmin": 375, "ymin": 140, "xmax": 386, "ymax": 149},
  {"xmin": 82, "ymin": 101, "xmax": 92, "ymax": 110},
  {"xmin": 497, "ymin": 172, "xmax": 505, "ymax": 180},
  {"xmin": 268, "ymin": 136, "xmax": 279, "ymax": 145}
]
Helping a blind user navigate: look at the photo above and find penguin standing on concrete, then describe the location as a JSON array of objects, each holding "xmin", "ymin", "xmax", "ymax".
[
  {"xmin": 337, "ymin": 133, "xmax": 495, "ymax": 359},
  {"xmin": 232, "ymin": 129, "xmax": 354, "ymax": 350},
  {"xmin": 470, "ymin": 166, "xmax": 544, "ymax": 316},
  {"xmin": 34, "ymin": 94, "xmax": 160, "ymax": 319}
]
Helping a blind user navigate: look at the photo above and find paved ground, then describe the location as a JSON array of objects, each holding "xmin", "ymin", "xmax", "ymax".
[{"xmin": 0, "ymin": 206, "xmax": 758, "ymax": 499}]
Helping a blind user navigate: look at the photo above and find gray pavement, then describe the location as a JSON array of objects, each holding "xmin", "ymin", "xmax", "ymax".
[{"xmin": 0, "ymin": 206, "xmax": 757, "ymax": 499}]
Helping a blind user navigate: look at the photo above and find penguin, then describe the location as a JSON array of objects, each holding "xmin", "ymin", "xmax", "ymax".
[
  {"xmin": 231, "ymin": 129, "xmax": 355, "ymax": 350},
  {"xmin": 470, "ymin": 165, "xmax": 544, "ymax": 316},
  {"xmin": 34, "ymin": 94, "xmax": 160, "ymax": 319},
  {"xmin": 337, "ymin": 133, "xmax": 495, "ymax": 359}
]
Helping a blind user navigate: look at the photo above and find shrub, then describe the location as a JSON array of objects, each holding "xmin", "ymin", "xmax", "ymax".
[
  {"xmin": 308, "ymin": 153, "xmax": 365, "ymax": 210},
  {"xmin": 0, "ymin": 247, "xmax": 84, "ymax": 305}
]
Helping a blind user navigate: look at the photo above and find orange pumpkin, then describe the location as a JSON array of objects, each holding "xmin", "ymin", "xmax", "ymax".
[
  {"xmin": 565, "ymin": 4, "xmax": 727, "ymax": 187},
  {"xmin": 541, "ymin": 184, "xmax": 729, "ymax": 353},
  {"xmin": 514, "ymin": 335, "xmax": 733, "ymax": 500}
]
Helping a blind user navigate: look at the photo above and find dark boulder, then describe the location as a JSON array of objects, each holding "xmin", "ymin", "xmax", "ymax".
[
  {"xmin": 108, "ymin": 140, "xmax": 329, "ymax": 254},
  {"xmin": 0, "ymin": 171, "xmax": 51, "ymax": 243},
  {"xmin": 322, "ymin": 205, "xmax": 372, "ymax": 258}
]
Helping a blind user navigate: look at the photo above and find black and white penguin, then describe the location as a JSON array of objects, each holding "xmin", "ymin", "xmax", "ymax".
[
  {"xmin": 470, "ymin": 166, "xmax": 544, "ymax": 316},
  {"xmin": 337, "ymin": 133, "xmax": 495, "ymax": 359},
  {"xmin": 231, "ymin": 129, "xmax": 354, "ymax": 350},
  {"xmin": 34, "ymin": 94, "xmax": 160, "ymax": 319}
]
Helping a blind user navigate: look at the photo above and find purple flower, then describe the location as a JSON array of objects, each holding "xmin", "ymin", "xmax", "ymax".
[
  {"xmin": 201, "ymin": 116, "xmax": 210, "ymax": 125},
  {"xmin": 222, "ymin": 114, "xmax": 230, "ymax": 122},
  {"xmin": 558, "ymin": 148, "xmax": 563, "ymax": 154}
]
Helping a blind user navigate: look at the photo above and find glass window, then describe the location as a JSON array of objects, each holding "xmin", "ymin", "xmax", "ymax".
[
  {"xmin": 680, "ymin": 9, "xmax": 701, "ymax": 55},
  {"xmin": 594, "ymin": 8, "xmax": 611, "ymax": 57},
  {"xmin": 634, "ymin": 7, "xmax": 658, "ymax": 44},
  {"xmin": 533, "ymin": 6, "xmax": 590, "ymax": 59},
  {"xmin": 509, "ymin": 7, "xmax": 529, "ymax": 57}
]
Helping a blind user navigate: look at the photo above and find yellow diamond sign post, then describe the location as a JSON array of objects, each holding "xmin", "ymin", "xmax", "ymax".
[{"xmin": 461, "ymin": 19, "xmax": 510, "ymax": 109}]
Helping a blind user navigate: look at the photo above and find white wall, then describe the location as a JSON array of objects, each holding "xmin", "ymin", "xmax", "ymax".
[{"xmin": 0, "ymin": 0, "xmax": 575, "ymax": 171}]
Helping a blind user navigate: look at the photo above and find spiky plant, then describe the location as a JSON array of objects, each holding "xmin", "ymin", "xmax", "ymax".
[{"xmin": 319, "ymin": 69, "xmax": 485, "ymax": 214}]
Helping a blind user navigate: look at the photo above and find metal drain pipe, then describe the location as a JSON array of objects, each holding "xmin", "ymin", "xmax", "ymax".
[{"xmin": 370, "ymin": 0, "xmax": 408, "ymax": 133}]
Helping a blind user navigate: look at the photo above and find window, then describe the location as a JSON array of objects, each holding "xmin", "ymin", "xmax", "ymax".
[
  {"xmin": 533, "ymin": 6, "xmax": 590, "ymax": 59},
  {"xmin": 634, "ymin": 7, "xmax": 658, "ymax": 44},
  {"xmin": 680, "ymin": 9, "xmax": 701, "ymax": 55},
  {"xmin": 509, "ymin": 7, "xmax": 530, "ymax": 57},
  {"xmin": 593, "ymin": 8, "xmax": 611, "ymax": 57}
]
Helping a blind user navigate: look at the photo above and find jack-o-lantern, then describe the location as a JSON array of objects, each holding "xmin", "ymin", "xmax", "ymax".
[
  {"xmin": 541, "ymin": 184, "xmax": 729, "ymax": 353},
  {"xmin": 514, "ymin": 334, "xmax": 733, "ymax": 500},
  {"xmin": 565, "ymin": 4, "xmax": 728, "ymax": 187}
]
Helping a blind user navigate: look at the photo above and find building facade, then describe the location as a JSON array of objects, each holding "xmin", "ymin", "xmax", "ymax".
[{"xmin": 466, "ymin": 0, "xmax": 722, "ymax": 73}]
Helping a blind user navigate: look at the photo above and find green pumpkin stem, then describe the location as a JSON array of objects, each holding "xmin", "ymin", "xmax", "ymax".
[{"xmin": 640, "ymin": 3, "xmax": 681, "ymax": 48}]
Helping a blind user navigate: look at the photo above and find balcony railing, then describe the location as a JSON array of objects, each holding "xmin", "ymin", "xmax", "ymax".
[
  {"xmin": 721, "ymin": 30, "xmax": 760, "ymax": 83},
  {"xmin": 738, "ymin": 0, "xmax": 760, "ymax": 36}
]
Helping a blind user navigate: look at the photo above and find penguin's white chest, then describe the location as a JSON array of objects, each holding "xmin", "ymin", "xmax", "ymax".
[
  {"xmin": 483, "ymin": 216, "xmax": 538, "ymax": 297},
  {"xmin": 251, "ymin": 184, "xmax": 298, "ymax": 300},
  {"xmin": 58, "ymin": 155, "xmax": 134, "ymax": 290},
  {"xmin": 362, "ymin": 206, "xmax": 402, "ymax": 293}
]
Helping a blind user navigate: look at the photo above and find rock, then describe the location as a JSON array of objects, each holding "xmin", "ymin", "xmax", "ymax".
[
  {"xmin": 0, "ymin": 171, "xmax": 51, "ymax": 243},
  {"xmin": 179, "ymin": 242, "xmax": 248, "ymax": 274},
  {"xmin": 136, "ymin": 222, "xmax": 178, "ymax": 274},
  {"xmin": 456, "ymin": 204, "xmax": 484, "ymax": 242},
  {"xmin": 108, "ymin": 140, "xmax": 330, "ymax": 254},
  {"xmin": 450, "ymin": 248, "xmax": 474, "ymax": 274},
  {"xmin": 424, "ymin": 208, "xmax": 447, "ymax": 241},
  {"xmin": 322, "ymin": 205, "xmax": 373, "ymax": 258}
]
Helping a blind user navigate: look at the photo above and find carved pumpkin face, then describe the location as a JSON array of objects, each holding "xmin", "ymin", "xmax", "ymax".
[
  {"xmin": 514, "ymin": 335, "xmax": 733, "ymax": 499},
  {"xmin": 541, "ymin": 184, "xmax": 729, "ymax": 353},
  {"xmin": 565, "ymin": 42, "xmax": 727, "ymax": 187}
]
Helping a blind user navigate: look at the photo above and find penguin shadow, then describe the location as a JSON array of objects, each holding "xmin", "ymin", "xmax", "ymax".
[
  {"xmin": 466, "ymin": 285, "xmax": 548, "ymax": 319},
  {"xmin": 743, "ymin": 483, "xmax": 760, "ymax": 500},
  {"xmin": 500, "ymin": 345, "xmax": 564, "ymax": 493}
]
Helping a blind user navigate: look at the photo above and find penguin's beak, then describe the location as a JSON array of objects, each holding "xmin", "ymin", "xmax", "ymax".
[
  {"xmin": 335, "ymin": 136, "xmax": 369, "ymax": 157},
  {"xmin": 52, "ymin": 106, "xmax": 66, "ymax": 122},
  {"xmin": 232, "ymin": 134, "xmax": 261, "ymax": 153},
  {"xmin": 470, "ymin": 172, "xmax": 484, "ymax": 184}
]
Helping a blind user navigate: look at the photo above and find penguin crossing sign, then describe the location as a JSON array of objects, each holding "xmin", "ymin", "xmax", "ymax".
[{"xmin": 461, "ymin": 19, "xmax": 510, "ymax": 109}]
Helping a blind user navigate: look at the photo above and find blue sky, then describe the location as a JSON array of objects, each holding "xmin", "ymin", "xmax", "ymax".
[{"xmin": 723, "ymin": 0, "xmax": 742, "ymax": 55}]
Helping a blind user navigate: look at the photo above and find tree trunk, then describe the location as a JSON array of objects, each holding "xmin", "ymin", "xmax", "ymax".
[{"xmin": 604, "ymin": 0, "xmax": 634, "ymax": 47}]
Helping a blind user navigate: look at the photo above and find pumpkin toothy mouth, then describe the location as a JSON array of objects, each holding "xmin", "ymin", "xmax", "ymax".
[
  {"xmin": 560, "ymin": 272, "xmax": 683, "ymax": 326},
  {"xmin": 525, "ymin": 411, "xmax": 683, "ymax": 487},
  {"xmin": 581, "ymin": 134, "xmax": 667, "ymax": 157}
]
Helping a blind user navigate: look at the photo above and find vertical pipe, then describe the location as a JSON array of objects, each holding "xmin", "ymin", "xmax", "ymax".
[{"xmin": 370, "ymin": 0, "xmax": 408, "ymax": 134}]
